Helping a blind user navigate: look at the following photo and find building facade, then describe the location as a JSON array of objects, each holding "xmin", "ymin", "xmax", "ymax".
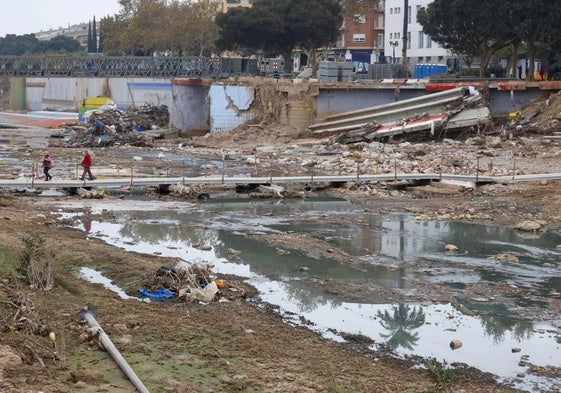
[
  {"xmin": 34, "ymin": 23, "xmax": 90, "ymax": 47},
  {"xmin": 384, "ymin": 0, "xmax": 452, "ymax": 73},
  {"xmin": 331, "ymin": 1, "xmax": 385, "ymax": 74}
]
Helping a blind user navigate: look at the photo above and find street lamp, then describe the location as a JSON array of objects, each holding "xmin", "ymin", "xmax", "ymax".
[{"xmin": 390, "ymin": 41, "xmax": 399, "ymax": 64}]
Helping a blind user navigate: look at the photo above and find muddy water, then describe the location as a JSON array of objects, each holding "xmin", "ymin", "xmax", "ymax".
[{"xmin": 58, "ymin": 197, "xmax": 561, "ymax": 392}]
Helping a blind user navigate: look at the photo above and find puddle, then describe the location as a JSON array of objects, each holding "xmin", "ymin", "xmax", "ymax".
[
  {"xmin": 58, "ymin": 197, "xmax": 561, "ymax": 392},
  {"xmin": 78, "ymin": 267, "xmax": 136, "ymax": 300}
]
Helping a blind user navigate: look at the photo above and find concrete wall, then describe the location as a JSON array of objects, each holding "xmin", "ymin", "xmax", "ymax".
[
  {"xmin": 488, "ymin": 89, "xmax": 542, "ymax": 114},
  {"xmin": 170, "ymin": 82, "xmax": 210, "ymax": 133},
  {"xmin": 26, "ymin": 77, "xmax": 174, "ymax": 112},
  {"xmin": 316, "ymin": 86, "xmax": 425, "ymax": 120}
]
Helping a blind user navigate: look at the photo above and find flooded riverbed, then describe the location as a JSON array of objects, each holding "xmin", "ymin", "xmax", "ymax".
[{"xmin": 56, "ymin": 196, "xmax": 561, "ymax": 392}]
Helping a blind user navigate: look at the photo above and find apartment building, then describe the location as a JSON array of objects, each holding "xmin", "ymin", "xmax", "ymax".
[
  {"xmin": 34, "ymin": 23, "xmax": 90, "ymax": 47},
  {"xmin": 331, "ymin": 1, "xmax": 386, "ymax": 74},
  {"xmin": 385, "ymin": 0, "xmax": 452, "ymax": 72}
]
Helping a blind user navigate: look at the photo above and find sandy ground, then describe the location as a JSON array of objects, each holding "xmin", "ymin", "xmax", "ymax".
[{"xmin": 3, "ymin": 109, "xmax": 561, "ymax": 392}]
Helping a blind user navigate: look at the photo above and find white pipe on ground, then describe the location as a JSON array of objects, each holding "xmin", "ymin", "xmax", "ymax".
[{"xmin": 83, "ymin": 312, "xmax": 150, "ymax": 393}]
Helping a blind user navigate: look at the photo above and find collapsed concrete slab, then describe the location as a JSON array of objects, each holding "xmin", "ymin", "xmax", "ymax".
[{"xmin": 309, "ymin": 86, "xmax": 491, "ymax": 143}]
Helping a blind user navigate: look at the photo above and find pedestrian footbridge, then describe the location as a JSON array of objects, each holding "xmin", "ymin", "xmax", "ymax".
[{"xmin": 1, "ymin": 172, "xmax": 560, "ymax": 191}]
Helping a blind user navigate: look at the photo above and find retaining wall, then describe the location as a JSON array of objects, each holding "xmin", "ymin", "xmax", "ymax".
[{"xmin": 16, "ymin": 77, "xmax": 560, "ymax": 134}]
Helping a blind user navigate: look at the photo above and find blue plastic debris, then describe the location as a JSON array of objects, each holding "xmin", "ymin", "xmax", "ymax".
[{"xmin": 138, "ymin": 288, "xmax": 174, "ymax": 301}]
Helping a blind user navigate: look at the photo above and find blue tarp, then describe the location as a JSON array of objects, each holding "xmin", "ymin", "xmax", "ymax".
[{"xmin": 138, "ymin": 288, "xmax": 174, "ymax": 301}]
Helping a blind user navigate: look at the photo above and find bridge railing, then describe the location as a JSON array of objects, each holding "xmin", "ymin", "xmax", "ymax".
[{"xmin": 0, "ymin": 55, "xmax": 251, "ymax": 78}]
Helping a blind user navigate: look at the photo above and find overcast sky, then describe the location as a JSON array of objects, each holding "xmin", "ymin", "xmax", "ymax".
[{"xmin": 0, "ymin": 0, "xmax": 122, "ymax": 38}]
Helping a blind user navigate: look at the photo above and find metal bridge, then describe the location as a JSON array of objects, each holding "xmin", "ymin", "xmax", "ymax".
[{"xmin": 0, "ymin": 55, "xmax": 258, "ymax": 78}]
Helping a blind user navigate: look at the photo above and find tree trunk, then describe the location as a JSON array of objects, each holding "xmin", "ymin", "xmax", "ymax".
[
  {"xmin": 402, "ymin": 0, "xmax": 409, "ymax": 74},
  {"xmin": 283, "ymin": 47, "xmax": 293, "ymax": 75}
]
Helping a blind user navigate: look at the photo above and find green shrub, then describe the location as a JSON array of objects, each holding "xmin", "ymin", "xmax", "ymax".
[{"xmin": 425, "ymin": 358, "xmax": 455, "ymax": 393}]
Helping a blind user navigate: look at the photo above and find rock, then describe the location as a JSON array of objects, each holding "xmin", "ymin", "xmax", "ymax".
[
  {"xmin": 228, "ymin": 248, "xmax": 241, "ymax": 255},
  {"xmin": 113, "ymin": 323, "xmax": 128, "ymax": 332},
  {"xmin": 512, "ymin": 347, "xmax": 522, "ymax": 353},
  {"xmin": 0, "ymin": 345, "xmax": 22, "ymax": 368},
  {"xmin": 543, "ymin": 262, "xmax": 555, "ymax": 268},
  {"xmin": 70, "ymin": 369, "xmax": 106, "ymax": 384},
  {"xmin": 450, "ymin": 339, "xmax": 463, "ymax": 350},
  {"xmin": 298, "ymin": 266, "xmax": 310, "ymax": 273},
  {"xmin": 486, "ymin": 136, "xmax": 503, "ymax": 148},
  {"xmin": 194, "ymin": 244, "xmax": 212, "ymax": 251},
  {"xmin": 514, "ymin": 220, "xmax": 542, "ymax": 232},
  {"xmin": 445, "ymin": 244, "xmax": 458, "ymax": 252}
]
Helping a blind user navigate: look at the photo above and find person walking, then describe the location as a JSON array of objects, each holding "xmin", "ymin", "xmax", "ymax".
[
  {"xmin": 80, "ymin": 150, "xmax": 96, "ymax": 180},
  {"xmin": 42, "ymin": 151, "xmax": 52, "ymax": 181}
]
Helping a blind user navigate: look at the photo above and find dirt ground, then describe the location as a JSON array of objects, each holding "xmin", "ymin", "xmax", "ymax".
[{"xmin": 3, "ymin": 96, "xmax": 561, "ymax": 392}]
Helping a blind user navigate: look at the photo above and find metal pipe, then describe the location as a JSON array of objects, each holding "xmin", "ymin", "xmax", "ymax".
[{"xmin": 83, "ymin": 312, "xmax": 150, "ymax": 393}]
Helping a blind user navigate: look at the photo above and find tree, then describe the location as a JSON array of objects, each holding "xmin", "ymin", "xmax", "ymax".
[
  {"xmin": 99, "ymin": 15, "xmax": 129, "ymax": 55},
  {"xmin": 502, "ymin": 0, "xmax": 561, "ymax": 80},
  {"xmin": 216, "ymin": 0, "xmax": 342, "ymax": 74},
  {"xmin": 0, "ymin": 34, "xmax": 39, "ymax": 55},
  {"xmin": 119, "ymin": 0, "xmax": 169, "ymax": 56},
  {"xmin": 93, "ymin": 16, "xmax": 98, "ymax": 53},
  {"xmin": 37, "ymin": 36, "xmax": 84, "ymax": 54},
  {"xmin": 166, "ymin": 1, "xmax": 219, "ymax": 57},
  {"xmin": 339, "ymin": 0, "xmax": 380, "ymax": 15},
  {"xmin": 87, "ymin": 22, "xmax": 93, "ymax": 53},
  {"xmin": 402, "ymin": 0, "xmax": 408, "ymax": 69},
  {"xmin": 417, "ymin": 0, "xmax": 514, "ymax": 77}
]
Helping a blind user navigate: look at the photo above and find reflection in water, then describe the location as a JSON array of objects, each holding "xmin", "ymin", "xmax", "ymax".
[
  {"xmin": 458, "ymin": 299, "xmax": 534, "ymax": 345},
  {"xmin": 378, "ymin": 303, "xmax": 425, "ymax": 350}
]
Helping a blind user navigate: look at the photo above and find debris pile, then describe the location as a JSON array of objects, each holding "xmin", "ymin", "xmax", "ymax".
[
  {"xmin": 139, "ymin": 262, "xmax": 247, "ymax": 303},
  {"xmin": 89, "ymin": 104, "xmax": 170, "ymax": 133},
  {"xmin": 61, "ymin": 104, "xmax": 171, "ymax": 148}
]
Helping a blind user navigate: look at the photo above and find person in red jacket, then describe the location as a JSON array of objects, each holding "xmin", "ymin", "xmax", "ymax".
[
  {"xmin": 79, "ymin": 150, "xmax": 96, "ymax": 180},
  {"xmin": 42, "ymin": 151, "xmax": 52, "ymax": 181}
]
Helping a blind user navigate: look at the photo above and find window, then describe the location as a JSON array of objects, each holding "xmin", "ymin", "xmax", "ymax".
[
  {"xmin": 390, "ymin": 8, "xmax": 393, "ymax": 14},
  {"xmin": 352, "ymin": 14, "xmax": 366, "ymax": 23},
  {"xmin": 407, "ymin": 32, "xmax": 411, "ymax": 49},
  {"xmin": 425, "ymin": 56, "xmax": 431, "ymax": 63},
  {"xmin": 377, "ymin": 33, "xmax": 384, "ymax": 47},
  {"xmin": 418, "ymin": 31, "xmax": 424, "ymax": 48},
  {"xmin": 418, "ymin": 57, "xmax": 423, "ymax": 63},
  {"xmin": 426, "ymin": 35, "xmax": 432, "ymax": 48},
  {"xmin": 408, "ymin": 6, "xmax": 411, "ymax": 23},
  {"xmin": 353, "ymin": 34, "xmax": 366, "ymax": 43},
  {"xmin": 416, "ymin": 5, "xmax": 421, "ymax": 22}
]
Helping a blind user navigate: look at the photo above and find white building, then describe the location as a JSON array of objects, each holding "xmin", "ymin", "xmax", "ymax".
[{"xmin": 385, "ymin": 0, "xmax": 453, "ymax": 74}]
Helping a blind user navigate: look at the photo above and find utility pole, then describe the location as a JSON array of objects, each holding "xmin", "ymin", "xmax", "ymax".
[{"xmin": 402, "ymin": 0, "xmax": 409, "ymax": 75}]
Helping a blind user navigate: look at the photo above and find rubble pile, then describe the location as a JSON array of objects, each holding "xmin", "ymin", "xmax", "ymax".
[
  {"xmin": 520, "ymin": 90, "xmax": 561, "ymax": 133},
  {"xmin": 61, "ymin": 104, "xmax": 171, "ymax": 148},
  {"xmin": 88, "ymin": 104, "xmax": 169, "ymax": 133}
]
